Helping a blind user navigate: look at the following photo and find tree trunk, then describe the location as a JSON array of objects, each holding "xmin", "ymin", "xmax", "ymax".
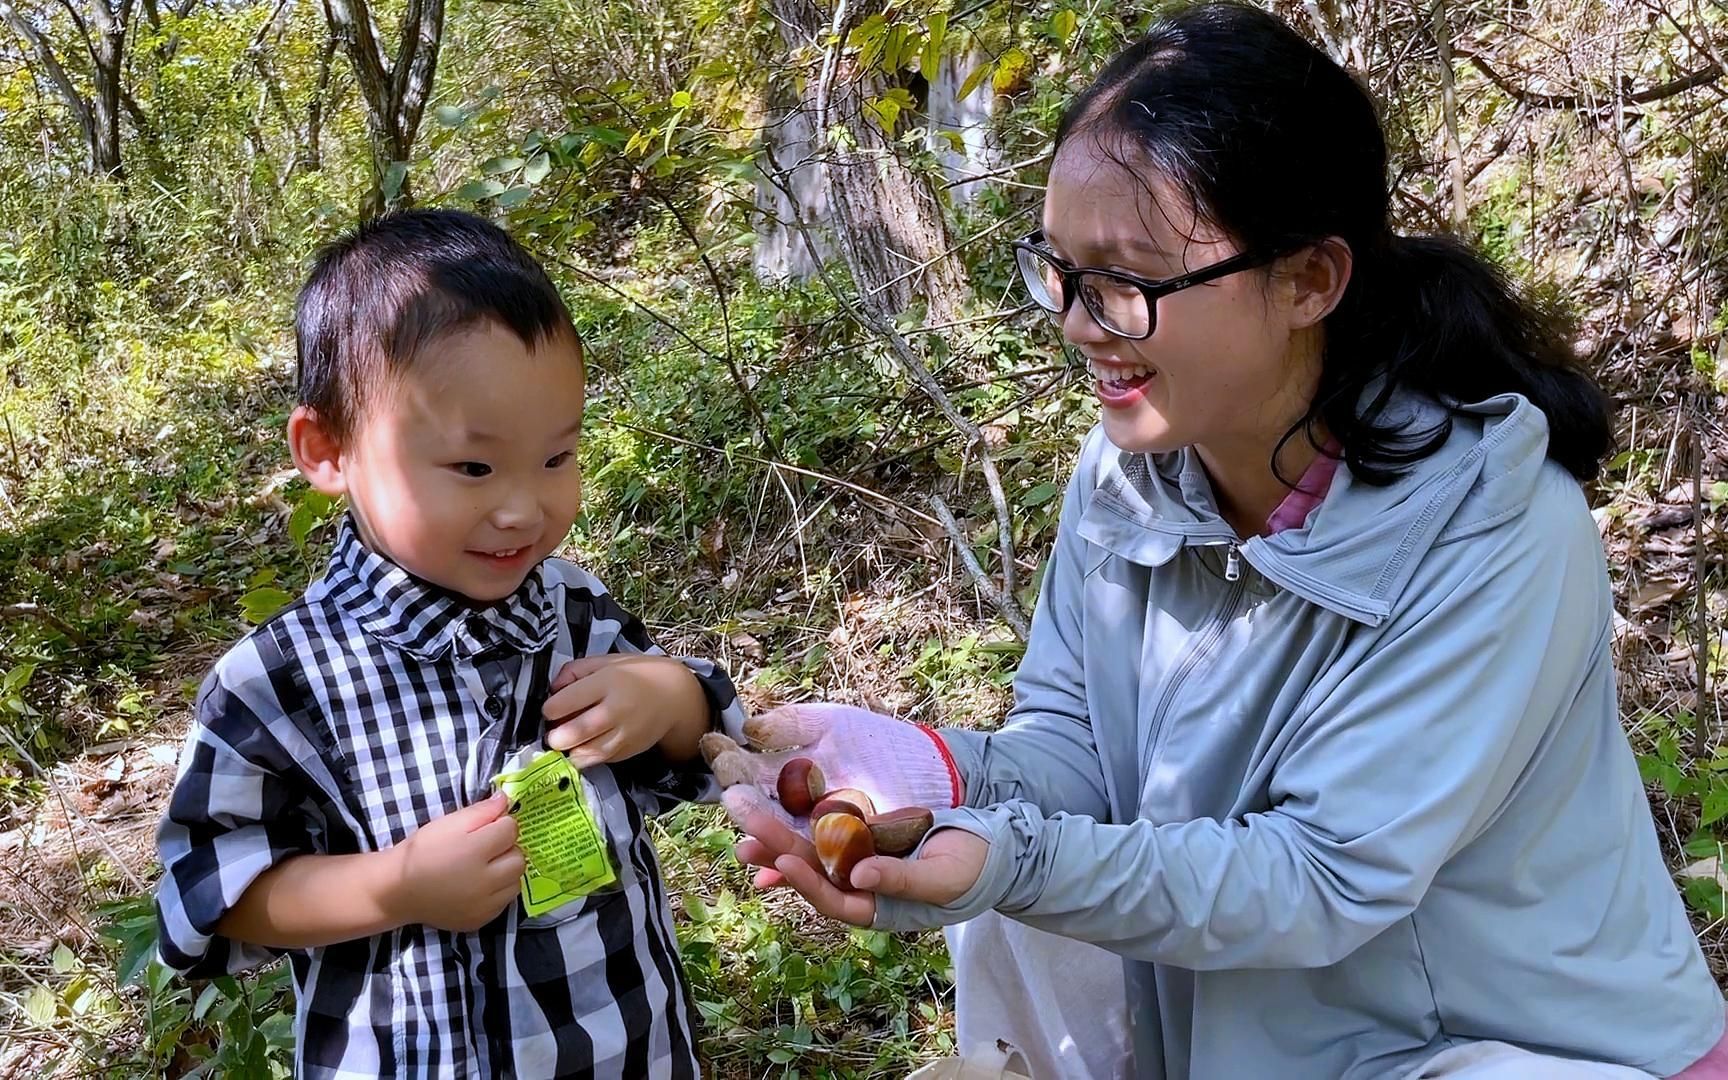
[
  {"xmin": 304, "ymin": 33, "xmax": 336, "ymax": 172},
  {"xmin": 87, "ymin": 0, "xmax": 134, "ymax": 177},
  {"xmin": 763, "ymin": 0, "xmax": 969, "ymax": 325},
  {"xmin": 323, "ymin": 0, "xmax": 443, "ymax": 214}
]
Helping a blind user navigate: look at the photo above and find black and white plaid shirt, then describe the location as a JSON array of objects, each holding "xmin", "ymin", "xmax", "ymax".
[{"xmin": 156, "ymin": 521, "xmax": 745, "ymax": 1078}]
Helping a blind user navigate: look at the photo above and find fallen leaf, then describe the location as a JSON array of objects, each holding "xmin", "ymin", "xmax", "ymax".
[
  {"xmin": 1639, "ymin": 507, "xmax": 1693, "ymax": 531},
  {"xmin": 1630, "ymin": 579, "xmax": 1686, "ymax": 613},
  {"xmin": 729, "ymin": 632, "xmax": 765, "ymax": 662}
]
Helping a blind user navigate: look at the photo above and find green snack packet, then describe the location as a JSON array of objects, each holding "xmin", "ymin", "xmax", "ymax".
[{"xmin": 492, "ymin": 746, "xmax": 619, "ymax": 916}]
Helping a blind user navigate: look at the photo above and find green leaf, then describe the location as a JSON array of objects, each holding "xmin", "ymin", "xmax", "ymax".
[
  {"xmin": 956, "ymin": 61, "xmax": 991, "ymax": 102},
  {"xmin": 117, "ymin": 938, "xmax": 155, "ymax": 987},
  {"xmin": 433, "ymin": 104, "xmax": 467, "ymax": 127},
  {"xmin": 456, "ymin": 178, "xmax": 507, "ymax": 201},
  {"xmin": 992, "ymin": 48, "xmax": 1032, "ymax": 95},
  {"xmin": 919, "ymin": 13, "xmax": 947, "ymax": 83},
  {"xmin": 3, "ymin": 663, "xmax": 35, "ymax": 695},
  {"xmin": 523, "ymin": 154, "xmax": 552, "ymax": 184},
  {"xmin": 495, "ymin": 186, "xmax": 534, "ymax": 209},
  {"xmin": 288, "ymin": 503, "xmax": 317, "ymax": 548},
  {"xmin": 1703, "ymin": 786, "xmax": 1728, "ymax": 826},
  {"xmin": 480, "ymin": 155, "xmax": 524, "ymax": 175},
  {"xmin": 194, "ymin": 981, "xmax": 222, "ymax": 1021},
  {"xmin": 864, "ymin": 87, "xmax": 916, "ymax": 135},
  {"xmin": 380, "ymin": 161, "xmax": 408, "ymax": 202},
  {"xmin": 1685, "ymin": 835, "xmax": 1721, "ymax": 858},
  {"xmin": 51, "ymin": 944, "xmax": 76, "ymax": 974},
  {"xmin": 1050, "ymin": 8, "xmax": 1077, "ymax": 42},
  {"xmin": 1020, "ymin": 482, "xmax": 1060, "ymax": 508},
  {"xmin": 683, "ymin": 892, "xmax": 711, "ymax": 923},
  {"xmin": 23, "ymin": 985, "xmax": 56, "ymax": 1026},
  {"xmin": 670, "ymin": 90, "xmax": 694, "ymax": 110},
  {"xmin": 240, "ymin": 587, "xmax": 293, "ymax": 624}
]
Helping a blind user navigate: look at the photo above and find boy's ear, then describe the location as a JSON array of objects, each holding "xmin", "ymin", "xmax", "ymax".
[{"xmin": 288, "ymin": 406, "xmax": 348, "ymax": 496}]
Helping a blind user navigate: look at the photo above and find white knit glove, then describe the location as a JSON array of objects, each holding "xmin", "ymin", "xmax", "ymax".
[{"xmin": 705, "ymin": 702, "xmax": 963, "ymax": 835}]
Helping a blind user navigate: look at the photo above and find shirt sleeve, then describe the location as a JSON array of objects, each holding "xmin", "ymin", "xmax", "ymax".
[
  {"xmin": 155, "ymin": 659, "xmax": 325, "ymax": 977},
  {"xmin": 582, "ymin": 587, "xmax": 748, "ymax": 815}
]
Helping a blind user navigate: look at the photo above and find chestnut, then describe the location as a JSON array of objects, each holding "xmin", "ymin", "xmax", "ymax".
[
  {"xmin": 865, "ymin": 807, "xmax": 935, "ymax": 856},
  {"xmin": 813, "ymin": 811, "xmax": 876, "ymax": 888},
  {"xmin": 775, "ymin": 757, "xmax": 826, "ymax": 816}
]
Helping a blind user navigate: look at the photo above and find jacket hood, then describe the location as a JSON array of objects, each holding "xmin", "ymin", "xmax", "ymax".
[{"xmin": 1076, "ymin": 392, "xmax": 1556, "ymax": 625}]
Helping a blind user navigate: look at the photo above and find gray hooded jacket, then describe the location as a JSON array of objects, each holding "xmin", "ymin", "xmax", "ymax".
[{"xmin": 879, "ymin": 394, "xmax": 1724, "ymax": 1079}]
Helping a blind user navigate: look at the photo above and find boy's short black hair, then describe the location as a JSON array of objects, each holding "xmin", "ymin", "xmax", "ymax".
[{"xmin": 295, "ymin": 208, "xmax": 579, "ymax": 440}]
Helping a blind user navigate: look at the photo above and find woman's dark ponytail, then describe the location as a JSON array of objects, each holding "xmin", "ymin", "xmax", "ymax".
[
  {"xmin": 1056, "ymin": 2, "xmax": 1614, "ymax": 484},
  {"xmin": 1318, "ymin": 235, "xmax": 1613, "ymax": 483}
]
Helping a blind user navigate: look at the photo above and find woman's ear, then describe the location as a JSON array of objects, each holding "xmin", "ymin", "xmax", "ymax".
[
  {"xmin": 287, "ymin": 406, "xmax": 348, "ymax": 496},
  {"xmin": 1286, "ymin": 238, "xmax": 1354, "ymax": 329}
]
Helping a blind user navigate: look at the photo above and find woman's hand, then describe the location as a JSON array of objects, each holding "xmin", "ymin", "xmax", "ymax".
[
  {"xmin": 705, "ymin": 702, "xmax": 962, "ymax": 836},
  {"xmin": 730, "ymin": 795, "xmax": 988, "ymax": 926}
]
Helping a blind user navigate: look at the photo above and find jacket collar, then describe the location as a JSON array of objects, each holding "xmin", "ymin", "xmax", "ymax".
[
  {"xmin": 1076, "ymin": 393, "xmax": 1554, "ymax": 626},
  {"xmin": 315, "ymin": 517, "xmax": 557, "ymax": 661}
]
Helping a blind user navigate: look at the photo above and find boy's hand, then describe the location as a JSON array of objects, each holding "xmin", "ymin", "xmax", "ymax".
[
  {"xmin": 384, "ymin": 793, "xmax": 524, "ymax": 932},
  {"xmin": 542, "ymin": 654, "xmax": 708, "ymax": 767}
]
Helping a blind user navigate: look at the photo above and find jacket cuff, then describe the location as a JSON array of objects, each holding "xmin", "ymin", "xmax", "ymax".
[{"xmin": 873, "ymin": 805, "xmax": 1020, "ymax": 931}]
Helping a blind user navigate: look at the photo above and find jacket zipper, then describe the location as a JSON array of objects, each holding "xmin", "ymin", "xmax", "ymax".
[{"xmin": 1139, "ymin": 543, "xmax": 1249, "ymax": 781}]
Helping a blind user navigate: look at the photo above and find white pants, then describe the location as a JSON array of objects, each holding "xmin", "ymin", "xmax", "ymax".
[
  {"xmin": 947, "ymin": 913, "xmax": 1656, "ymax": 1080},
  {"xmin": 1407, "ymin": 1042, "xmax": 1655, "ymax": 1079},
  {"xmin": 944, "ymin": 913, "xmax": 1135, "ymax": 1080}
]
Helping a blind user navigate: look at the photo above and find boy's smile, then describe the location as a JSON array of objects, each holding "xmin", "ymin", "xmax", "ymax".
[{"xmin": 292, "ymin": 320, "xmax": 587, "ymax": 603}]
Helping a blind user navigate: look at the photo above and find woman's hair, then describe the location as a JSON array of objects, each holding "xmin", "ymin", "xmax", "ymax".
[{"xmin": 1054, "ymin": 1, "xmax": 1612, "ymax": 484}]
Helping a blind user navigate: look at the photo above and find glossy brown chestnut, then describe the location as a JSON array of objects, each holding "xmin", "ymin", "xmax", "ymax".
[
  {"xmin": 812, "ymin": 812, "xmax": 875, "ymax": 888},
  {"xmin": 865, "ymin": 807, "xmax": 935, "ymax": 856},
  {"xmin": 775, "ymin": 757, "xmax": 826, "ymax": 816}
]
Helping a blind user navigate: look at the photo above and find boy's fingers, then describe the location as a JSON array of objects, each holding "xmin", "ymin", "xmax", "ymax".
[
  {"xmin": 550, "ymin": 654, "xmax": 627, "ymax": 691},
  {"xmin": 488, "ymin": 847, "xmax": 526, "ymax": 880},
  {"xmin": 473, "ymin": 815, "xmax": 520, "ymax": 854},
  {"xmin": 454, "ymin": 791, "xmax": 510, "ymax": 828},
  {"xmin": 547, "ymin": 704, "xmax": 613, "ymax": 752},
  {"xmin": 752, "ymin": 866, "xmax": 787, "ymax": 890},
  {"xmin": 734, "ymin": 836, "xmax": 779, "ymax": 870},
  {"xmin": 542, "ymin": 677, "xmax": 607, "ymax": 724}
]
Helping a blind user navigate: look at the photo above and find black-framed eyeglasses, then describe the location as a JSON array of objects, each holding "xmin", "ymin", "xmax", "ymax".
[{"xmin": 1011, "ymin": 228, "xmax": 1278, "ymax": 340}]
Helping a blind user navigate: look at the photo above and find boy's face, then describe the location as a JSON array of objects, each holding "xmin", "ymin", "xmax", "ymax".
[{"xmin": 297, "ymin": 321, "xmax": 586, "ymax": 602}]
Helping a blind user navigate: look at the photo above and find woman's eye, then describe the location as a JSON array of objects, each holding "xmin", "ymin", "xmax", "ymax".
[
  {"xmin": 546, "ymin": 451, "xmax": 573, "ymax": 469},
  {"xmin": 454, "ymin": 462, "xmax": 492, "ymax": 478}
]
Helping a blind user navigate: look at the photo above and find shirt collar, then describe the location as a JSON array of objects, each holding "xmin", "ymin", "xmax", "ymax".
[{"xmin": 318, "ymin": 517, "xmax": 557, "ymax": 661}]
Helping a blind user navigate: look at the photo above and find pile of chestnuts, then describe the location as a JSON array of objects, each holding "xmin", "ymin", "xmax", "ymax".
[{"xmin": 700, "ymin": 733, "xmax": 935, "ymax": 890}]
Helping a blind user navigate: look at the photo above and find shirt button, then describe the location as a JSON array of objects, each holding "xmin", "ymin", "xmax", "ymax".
[{"xmin": 484, "ymin": 695, "xmax": 506, "ymax": 718}]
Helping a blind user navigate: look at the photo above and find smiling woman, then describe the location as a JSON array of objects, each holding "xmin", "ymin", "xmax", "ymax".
[{"xmin": 719, "ymin": 4, "xmax": 1728, "ymax": 1079}]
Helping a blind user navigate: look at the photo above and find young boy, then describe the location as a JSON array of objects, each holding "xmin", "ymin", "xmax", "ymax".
[{"xmin": 155, "ymin": 209, "xmax": 744, "ymax": 1078}]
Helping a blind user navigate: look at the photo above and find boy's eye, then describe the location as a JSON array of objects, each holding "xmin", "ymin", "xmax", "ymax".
[
  {"xmin": 453, "ymin": 462, "xmax": 492, "ymax": 478},
  {"xmin": 545, "ymin": 451, "xmax": 573, "ymax": 469}
]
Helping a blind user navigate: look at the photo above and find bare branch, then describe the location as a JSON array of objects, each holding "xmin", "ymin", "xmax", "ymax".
[
  {"xmin": 1460, "ymin": 46, "xmax": 1721, "ymax": 110},
  {"xmin": 0, "ymin": 0, "xmax": 96, "ymax": 151},
  {"xmin": 1, "ymin": 602, "xmax": 90, "ymax": 647},
  {"xmin": 931, "ymin": 496, "xmax": 1032, "ymax": 641}
]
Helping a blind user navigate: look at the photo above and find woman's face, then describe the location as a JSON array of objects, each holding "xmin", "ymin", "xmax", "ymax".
[{"xmin": 1042, "ymin": 138, "xmax": 1323, "ymax": 459}]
